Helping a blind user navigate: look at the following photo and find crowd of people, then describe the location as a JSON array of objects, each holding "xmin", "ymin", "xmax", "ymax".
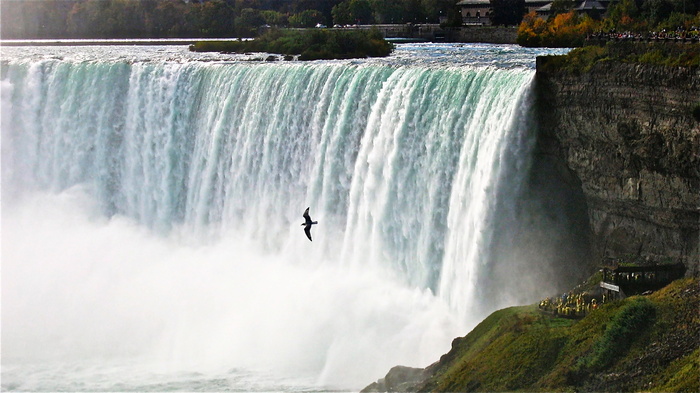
[
  {"xmin": 538, "ymin": 291, "xmax": 612, "ymax": 319},
  {"xmin": 588, "ymin": 26, "xmax": 700, "ymax": 41}
]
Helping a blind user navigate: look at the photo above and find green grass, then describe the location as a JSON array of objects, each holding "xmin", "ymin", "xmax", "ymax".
[
  {"xmin": 538, "ymin": 42, "xmax": 700, "ymax": 75},
  {"xmin": 578, "ymin": 297, "xmax": 656, "ymax": 371},
  {"xmin": 655, "ymin": 348, "xmax": 700, "ymax": 393},
  {"xmin": 418, "ymin": 277, "xmax": 699, "ymax": 392}
]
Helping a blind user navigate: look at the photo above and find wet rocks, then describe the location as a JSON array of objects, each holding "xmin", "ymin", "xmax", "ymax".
[{"xmin": 361, "ymin": 366, "xmax": 426, "ymax": 392}]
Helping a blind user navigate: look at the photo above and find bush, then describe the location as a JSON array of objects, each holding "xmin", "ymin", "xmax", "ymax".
[{"xmin": 581, "ymin": 297, "xmax": 656, "ymax": 371}]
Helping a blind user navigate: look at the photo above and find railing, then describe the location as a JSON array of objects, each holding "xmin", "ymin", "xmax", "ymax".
[{"xmin": 587, "ymin": 31, "xmax": 700, "ymax": 43}]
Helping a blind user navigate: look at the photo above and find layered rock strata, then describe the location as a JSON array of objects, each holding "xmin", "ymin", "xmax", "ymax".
[{"xmin": 535, "ymin": 57, "xmax": 699, "ymax": 274}]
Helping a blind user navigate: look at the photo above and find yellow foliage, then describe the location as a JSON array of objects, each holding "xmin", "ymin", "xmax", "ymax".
[{"xmin": 517, "ymin": 10, "xmax": 601, "ymax": 47}]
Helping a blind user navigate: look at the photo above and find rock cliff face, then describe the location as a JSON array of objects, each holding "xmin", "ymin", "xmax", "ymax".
[{"xmin": 534, "ymin": 58, "xmax": 699, "ymax": 274}]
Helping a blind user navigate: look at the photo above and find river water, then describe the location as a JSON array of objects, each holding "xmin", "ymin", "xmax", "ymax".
[{"xmin": 1, "ymin": 43, "xmax": 570, "ymax": 391}]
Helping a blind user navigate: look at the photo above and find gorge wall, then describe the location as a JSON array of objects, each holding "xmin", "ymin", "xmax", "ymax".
[{"xmin": 534, "ymin": 55, "xmax": 699, "ymax": 275}]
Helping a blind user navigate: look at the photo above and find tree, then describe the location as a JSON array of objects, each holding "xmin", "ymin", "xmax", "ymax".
[
  {"xmin": 517, "ymin": 10, "xmax": 599, "ymax": 47},
  {"xmin": 332, "ymin": 1, "xmax": 353, "ymax": 24},
  {"xmin": 197, "ymin": 0, "xmax": 235, "ymax": 37},
  {"xmin": 235, "ymin": 8, "xmax": 265, "ymax": 36},
  {"xmin": 605, "ymin": 0, "xmax": 641, "ymax": 30},
  {"xmin": 109, "ymin": 0, "xmax": 148, "ymax": 37},
  {"xmin": 150, "ymin": 0, "xmax": 190, "ymax": 37},
  {"xmin": 68, "ymin": 0, "xmax": 109, "ymax": 38},
  {"xmin": 423, "ymin": 0, "xmax": 459, "ymax": 24},
  {"xmin": 490, "ymin": 0, "xmax": 526, "ymax": 26},
  {"xmin": 348, "ymin": 0, "xmax": 374, "ymax": 24},
  {"xmin": 641, "ymin": 0, "xmax": 675, "ymax": 26},
  {"xmin": 370, "ymin": 0, "xmax": 403, "ymax": 23},
  {"xmin": 546, "ymin": 11, "xmax": 583, "ymax": 46},
  {"xmin": 549, "ymin": 0, "xmax": 576, "ymax": 17},
  {"xmin": 332, "ymin": 0, "xmax": 374, "ymax": 25},
  {"xmin": 517, "ymin": 11, "xmax": 548, "ymax": 46},
  {"xmin": 259, "ymin": 10, "xmax": 288, "ymax": 26},
  {"xmin": 287, "ymin": 0, "xmax": 342, "ymax": 24},
  {"xmin": 289, "ymin": 9, "xmax": 323, "ymax": 27}
]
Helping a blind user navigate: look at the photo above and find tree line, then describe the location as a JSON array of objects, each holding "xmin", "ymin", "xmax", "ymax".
[
  {"xmin": 0, "ymin": 0, "xmax": 461, "ymax": 39},
  {"xmin": 517, "ymin": 0, "xmax": 699, "ymax": 47}
]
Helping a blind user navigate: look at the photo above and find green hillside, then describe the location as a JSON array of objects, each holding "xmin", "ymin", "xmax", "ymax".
[{"xmin": 366, "ymin": 277, "xmax": 699, "ymax": 392}]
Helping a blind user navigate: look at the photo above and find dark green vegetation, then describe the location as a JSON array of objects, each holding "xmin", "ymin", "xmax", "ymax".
[
  {"xmin": 693, "ymin": 103, "xmax": 700, "ymax": 122},
  {"xmin": 0, "ymin": 0, "xmax": 460, "ymax": 40},
  {"xmin": 538, "ymin": 42, "xmax": 700, "ymax": 74},
  {"xmin": 190, "ymin": 28, "xmax": 393, "ymax": 60},
  {"xmin": 412, "ymin": 278, "xmax": 699, "ymax": 392}
]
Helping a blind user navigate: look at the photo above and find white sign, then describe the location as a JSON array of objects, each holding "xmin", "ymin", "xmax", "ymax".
[{"xmin": 600, "ymin": 281, "xmax": 620, "ymax": 292}]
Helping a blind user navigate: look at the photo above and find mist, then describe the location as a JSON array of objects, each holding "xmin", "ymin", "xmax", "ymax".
[{"xmin": 2, "ymin": 187, "xmax": 464, "ymax": 389}]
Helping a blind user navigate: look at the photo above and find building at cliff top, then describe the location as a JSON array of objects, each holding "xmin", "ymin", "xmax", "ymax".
[
  {"xmin": 457, "ymin": 0, "xmax": 609, "ymax": 25},
  {"xmin": 600, "ymin": 262, "xmax": 687, "ymax": 298},
  {"xmin": 535, "ymin": 0, "xmax": 609, "ymax": 18},
  {"xmin": 457, "ymin": 0, "xmax": 493, "ymax": 25}
]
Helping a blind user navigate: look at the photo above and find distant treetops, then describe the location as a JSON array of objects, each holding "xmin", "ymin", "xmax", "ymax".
[{"xmin": 0, "ymin": 0, "xmax": 460, "ymax": 40}]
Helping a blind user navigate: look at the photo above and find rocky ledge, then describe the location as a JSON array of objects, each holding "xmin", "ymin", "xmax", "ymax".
[{"xmin": 534, "ymin": 54, "xmax": 699, "ymax": 274}]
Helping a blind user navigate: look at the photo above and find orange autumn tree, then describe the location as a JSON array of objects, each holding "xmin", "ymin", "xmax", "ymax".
[
  {"xmin": 517, "ymin": 11, "xmax": 548, "ymax": 47},
  {"xmin": 517, "ymin": 11, "xmax": 600, "ymax": 47},
  {"xmin": 547, "ymin": 11, "xmax": 585, "ymax": 46}
]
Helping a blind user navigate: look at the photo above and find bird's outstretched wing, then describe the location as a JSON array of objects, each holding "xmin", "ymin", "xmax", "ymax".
[
  {"xmin": 304, "ymin": 226, "xmax": 313, "ymax": 241},
  {"xmin": 303, "ymin": 207, "xmax": 311, "ymax": 222}
]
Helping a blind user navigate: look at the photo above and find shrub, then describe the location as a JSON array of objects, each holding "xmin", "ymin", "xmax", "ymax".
[{"xmin": 581, "ymin": 297, "xmax": 656, "ymax": 371}]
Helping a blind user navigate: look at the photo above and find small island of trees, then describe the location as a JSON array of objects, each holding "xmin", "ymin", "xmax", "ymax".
[{"xmin": 190, "ymin": 28, "xmax": 394, "ymax": 60}]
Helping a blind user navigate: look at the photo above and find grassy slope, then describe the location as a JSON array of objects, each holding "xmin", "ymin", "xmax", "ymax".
[
  {"xmin": 416, "ymin": 278, "xmax": 699, "ymax": 392},
  {"xmin": 537, "ymin": 42, "xmax": 700, "ymax": 75}
]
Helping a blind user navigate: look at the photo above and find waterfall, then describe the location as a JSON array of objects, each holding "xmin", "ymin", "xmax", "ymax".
[{"xmin": 1, "ymin": 50, "xmax": 569, "ymax": 389}]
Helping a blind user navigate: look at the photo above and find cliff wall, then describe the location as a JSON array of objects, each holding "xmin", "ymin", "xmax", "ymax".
[{"xmin": 534, "ymin": 57, "xmax": 699, "ymax": 274}]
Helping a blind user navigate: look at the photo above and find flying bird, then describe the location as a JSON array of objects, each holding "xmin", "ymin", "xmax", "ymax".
[{"xmin": 301, "ymin": 207, "xmax": 318, "ymax": 241}]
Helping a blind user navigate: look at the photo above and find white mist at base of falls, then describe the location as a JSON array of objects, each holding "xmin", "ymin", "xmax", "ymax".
[
  {"xmin": 1, "ymin": 44, "xmax": 573, "ymax": 391},
  {"xmin": 3, "ymin": 188, "xmax": 460, "ymax": 390}
]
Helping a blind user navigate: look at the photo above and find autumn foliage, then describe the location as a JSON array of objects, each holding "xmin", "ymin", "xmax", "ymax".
[{"xmin": 517, "ymin": 11, "xmax": 600, "ymax": 47}]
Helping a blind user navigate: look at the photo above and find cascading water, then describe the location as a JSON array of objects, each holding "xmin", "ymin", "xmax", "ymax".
[{"xmin": 1, "ymin": 43, "xmax": 577, "ymax": 391}]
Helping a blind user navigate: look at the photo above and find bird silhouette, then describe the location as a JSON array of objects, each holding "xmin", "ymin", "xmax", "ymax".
[{"xmin": 301, "ymin": 207, "xmax": 318, "ymax": 241}]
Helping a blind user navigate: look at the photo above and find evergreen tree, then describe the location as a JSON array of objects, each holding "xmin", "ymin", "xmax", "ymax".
[{"xmin": 490, "ymin": 0, "xmax": 526, "ymax": 26}]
